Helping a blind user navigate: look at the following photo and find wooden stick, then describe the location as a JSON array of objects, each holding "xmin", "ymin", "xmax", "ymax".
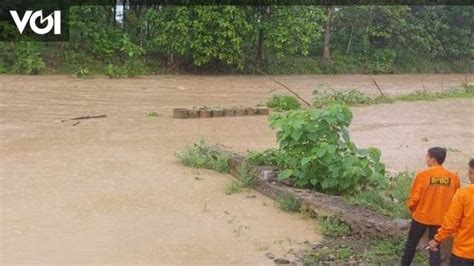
[
  {"xmin": 421, "ymin": 80, "xmax": 427, "ymax": 95},
  {"xmin": 368, "ymin": 75, "xmax": 387, "ymax": 98},
  {"xmin": 61, "ymin": 114, "xmax": 107, "ymax": 122},
  {"xmin": 253, "ymin": 67, "xmax": 311, "ymax": 107}
]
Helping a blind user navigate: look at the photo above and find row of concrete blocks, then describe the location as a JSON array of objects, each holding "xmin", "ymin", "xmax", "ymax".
[{"xmin": 173, "ymin": 106, "xmax": 270, "ymax": 119}]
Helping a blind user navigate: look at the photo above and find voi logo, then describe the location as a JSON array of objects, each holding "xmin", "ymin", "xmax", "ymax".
[{"xmin": 9, "ymin": 10, "xmax": 61, "ymax": 35}]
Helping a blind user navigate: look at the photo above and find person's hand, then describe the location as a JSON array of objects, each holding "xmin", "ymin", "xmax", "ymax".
[{"xmin": 427, "ymin": 239, "xmax": 440, "ymax": 252}]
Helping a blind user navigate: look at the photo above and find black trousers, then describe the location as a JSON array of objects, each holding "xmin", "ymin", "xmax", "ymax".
[
  {"xmin": 401, "ymin": 219, "xmax": 441, "ymax": 266},
  {"xmin": 450, "ymin": 254, "xmax": 474, "ymax": 266}
]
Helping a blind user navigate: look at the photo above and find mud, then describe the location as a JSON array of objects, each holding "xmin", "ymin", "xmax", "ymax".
[{"xmin": 0, "ymin": 74, "xmax": 472, "ymax": 264}]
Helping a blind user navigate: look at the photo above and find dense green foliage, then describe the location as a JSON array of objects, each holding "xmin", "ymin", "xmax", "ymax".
[
  {"xmin": 266, "ymin": 94, "xmax": 302, "ymax": 111},
  {"xmin": 250, "ymin": 105, "xmax": 386, "ymax": 194},
  {"xmin": 0, "ymin": 5, "xmax": 471, "ymax": 75}
]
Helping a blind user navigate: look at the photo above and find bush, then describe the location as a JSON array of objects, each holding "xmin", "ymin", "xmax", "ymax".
[
  {"xmin": 224, "ymin": 162, "xmax": 256, "ymax": 195},
  {"xmin": 105, "ymin": 64, "xmax": 127, "ymax": 78},
  {"xmin": 345, "ymin": 172, "xmax": 412, "ymax": 218},
  {"xmin": 176, "ymin": 140, "xmax": 229, "ymax": 173},
  {"xmin": 259, "ymin": 56, "xmax": 322, "ymax": 74},
  {"xmin": 313, "ymin": 85, "xmax": 376, "ymax": 108},
  {"xmin": 277, "ymin": 195, "xmax": 301, "ymax": 212},
  {"xmin": 266, "ymin": 94, "xmax": 301, "ymax": 111},
  {"xmin": 13, "ymin": 42, "xmax": 45, "ymax": 74},
  {"xmin": 74, "ymin": 67, "xmax": 90, "ymax": 78},
  {"xmin": 368, "ymin": 48, "xmax": 396, "ymax": 74},
  {"xmin": 317, "ymin": 215, "xmax": 351, "ymax": 237},
  {"xmin": 237, "ymin": 162, "xmax": 256, "ymax": 187},
  {"xmin": 247, "ymin": 148, "xmax": 281, "ymax": 166},
  {"xmin": 267, "ymin": 105, "xmax": 386, "ymax": 194},
  {"xmin": 225, "ymin": 181, "xmax": 243, "ymax": 195}
]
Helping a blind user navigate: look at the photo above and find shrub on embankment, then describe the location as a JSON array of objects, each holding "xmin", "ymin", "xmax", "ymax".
[{"xmin": 248, "ymin": 104, "xmax": 387, "ymax": 195}]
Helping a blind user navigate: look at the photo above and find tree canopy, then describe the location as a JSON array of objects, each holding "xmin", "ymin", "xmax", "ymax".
[{"xmin": 0, "ymin": 5, "xmax": 472, "ymax": 76}]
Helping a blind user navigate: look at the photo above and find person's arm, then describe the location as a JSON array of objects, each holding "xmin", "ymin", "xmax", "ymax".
[
  {"xmin": 406, "ymin": 173, "xmax": 424, "ymax": 212},
  {"xmin": 427, "ymin": 190, "xmax": 465, "ymax": 251},
  {"xmin": 454, "ymin": 174, "xmax": 461, "ymax": 191},
  {"xmin": 434, "ymin": 190, "xmax": 464, "ymax": 242}
]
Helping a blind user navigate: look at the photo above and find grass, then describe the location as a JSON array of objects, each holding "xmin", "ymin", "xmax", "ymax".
[
  {"xmin": 312, "ymin": 84, "xmax": 474, "ymax": 108},
  {"xmin": 304, "ymin": 245, "xmax": 356, "ymax": 263},
  {"xmin": 176, "ymin": 139, "xmax": 229, "ymax": 173},
  {"xmin": 317, "ymin": 215, "xmax": 351, "ymax": 237},
  {"xmin": 225, "ymin": 162, "xmax": 256, "ymax": 195},
  {"xmin": 225, "ymin": 181, "xmax": 244, "ymax": 195},
  {"xmin": 266, "ymin": 94, "xmax": 301, "ymax": 111},
  {"xmin": 276, "ymin": 195, "xmax": 301, "ymax": 212},
  {"xmin": 303, "ymin": 237, "xmax": 428, "ymax": 265},
  {"xmin": 345, "ymin": 171, "xmax": 412, "ymax": 219},
  {"xmin": 363, "ymin": 238, "xmax": 428, "ymax": 264}
]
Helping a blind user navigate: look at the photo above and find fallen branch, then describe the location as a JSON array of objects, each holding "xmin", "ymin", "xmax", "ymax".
[{"xmin": 61, "ymin": 114, "xmax": 107, "ymax": 123}]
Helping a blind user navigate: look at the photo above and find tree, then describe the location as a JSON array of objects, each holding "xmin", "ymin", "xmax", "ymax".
[{"xmin": 322, "ymin": 5, "xmax": 333, "ymax": 62}]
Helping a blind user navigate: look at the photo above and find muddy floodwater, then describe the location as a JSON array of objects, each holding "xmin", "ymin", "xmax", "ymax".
[{"xmin": 0, "ymin": 74, "xmax": 473, "ymax": 264}]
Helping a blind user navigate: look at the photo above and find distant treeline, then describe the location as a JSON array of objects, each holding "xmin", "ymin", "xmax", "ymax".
[{"xmin": 0, "ymin": 5, "xmax": 472, "ymax": 76}]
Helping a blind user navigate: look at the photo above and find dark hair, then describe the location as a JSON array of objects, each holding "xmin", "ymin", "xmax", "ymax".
[
  {"xmin": 470, "ymin": 159, "xmax": 474, "ymax": 168},
  {"xmin": 427, "ymin": 147, "xmax": 447, "ymax": 165}
]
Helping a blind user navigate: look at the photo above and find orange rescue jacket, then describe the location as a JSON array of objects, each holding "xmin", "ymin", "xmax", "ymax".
[
  {"xmin": 406, "ymin": 165, "xmax": 460, "ymax": 225},
  {"xmin": 435, "ymin": 185, "xmax": 474, "ymax": 259}
]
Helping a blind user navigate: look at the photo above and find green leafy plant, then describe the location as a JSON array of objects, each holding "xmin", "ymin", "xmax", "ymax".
[
  {"xmin": 105, "ymin": 64, "xmax": 126, "ymax": 78},
  {"xmin": 266, "ymin": 94, "xmax": 301, "ymax": 111},
  {"xmin": 176, "ymin": 140, "xmax": 229, "ymax": 173},
  {"xmin": 317, "ymin": 215, "xmax": 351, "ymax": 237},
  {"xmin": 74, "ymin": 67, "xmax": 90, "ymax": 78},
  {"xmin": 277, "ymin": 195, "xmax": 301, "ymax": 212},
  {"xmin": 368, "ymin": 48, "xmax": 396, "ymax": 74},
  {"xmin": 237, "ymin": 162, "xmax": 256, "ymax": 188},
  {"xmin": 312, "ymin": 86, "xmax": 377, "ymax": 108},
  {"xmin": 267, "ymin": 105, "xmax": 386, "ymax": 194},
  {"xmin": 246, "ymin": 149, "xmax": 281, "ymax": 166},
  {"xmin": 225, "ymin": 181, "xmax": 243, "ymax": 195},
  {"xmin": 345, "ymin": 171, "xmax": 412, "ymax": 218},
  {"xmin": 225, "ymin": 162, "xmax": 256, "ymax": 195},
  {"xmin": 13, "ymin": 42, "xmax": 45, "ymax": 74},
  {"xmin": 147, "ymin": 111, "xmax": 160, "ymax": 117}
]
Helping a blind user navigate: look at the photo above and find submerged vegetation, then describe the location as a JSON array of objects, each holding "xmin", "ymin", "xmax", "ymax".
[
  {"xmin": 176, "ymin": 139, "xmax": 230, "ymax": 173},
  {"xmin": 266, "ymin": 83, "xmax": 473, "ymax": 112}
]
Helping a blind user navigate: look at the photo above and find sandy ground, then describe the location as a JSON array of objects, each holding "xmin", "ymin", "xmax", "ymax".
[{"xmin": 0, "ymin": 74, "xmax": 473, "ymax": 264}]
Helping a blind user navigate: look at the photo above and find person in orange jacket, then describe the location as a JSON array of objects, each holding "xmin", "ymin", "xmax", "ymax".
[
  {"xmin": 401, "ymin": 147, "xmax": 460, "ymax": 266},
  {"xmin": 427, "ymin": 159, "xmax": 474, "ymax": 265}
]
